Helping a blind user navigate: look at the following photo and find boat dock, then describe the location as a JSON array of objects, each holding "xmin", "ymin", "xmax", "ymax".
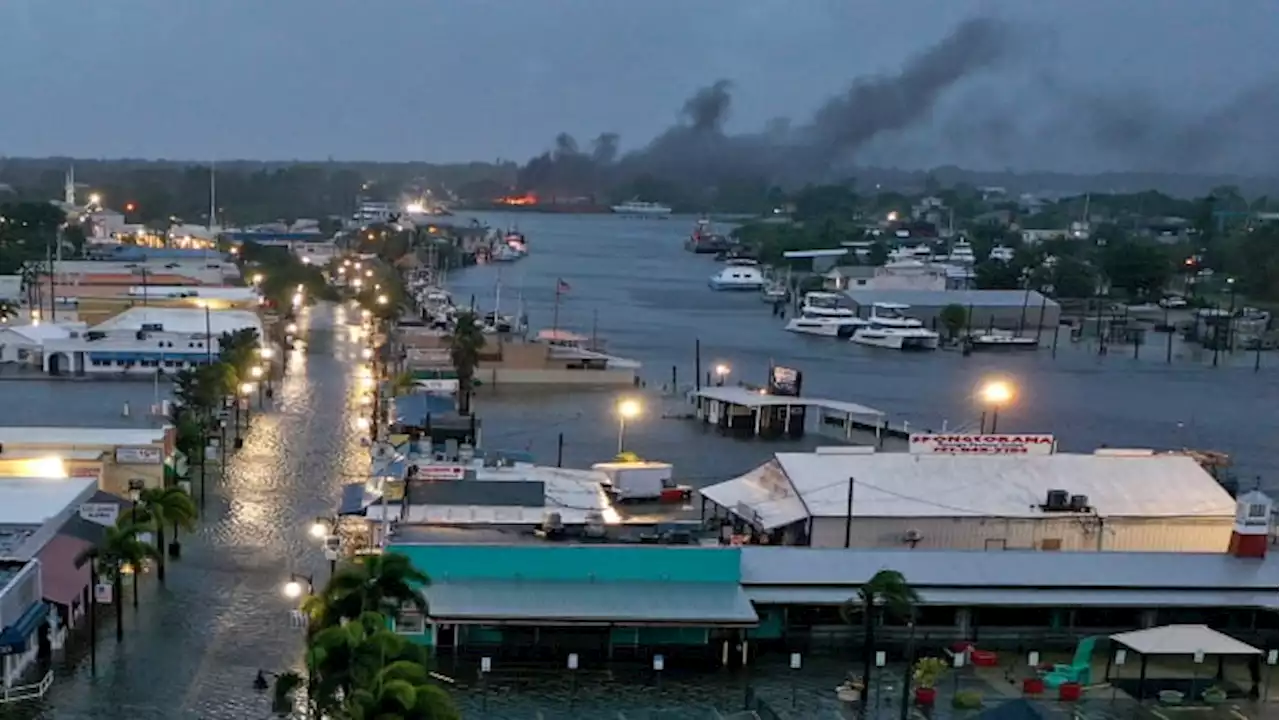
[{"xmin": 690, "ymin": 385, "xmax": 890, "ymax": 443}]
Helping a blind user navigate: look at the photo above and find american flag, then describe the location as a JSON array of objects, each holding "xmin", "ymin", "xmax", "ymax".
[{"xmin": 556, "ymin": 279, "xmax": 571, "ymax": 293}]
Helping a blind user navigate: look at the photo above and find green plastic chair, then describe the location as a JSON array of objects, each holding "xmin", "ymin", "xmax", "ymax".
[{"xmin": 1043, "ymin": 636, "xmax": 1097, "ymax": 688}]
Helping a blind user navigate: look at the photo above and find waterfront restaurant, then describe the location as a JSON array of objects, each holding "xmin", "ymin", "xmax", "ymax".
[
  {"xmin": 384, "ymin": 539, "xmax": 1277, "ymax": 665},
  {"xmin": 698, "ymin": 443, "xmax": 1237, "ymax": 552}
]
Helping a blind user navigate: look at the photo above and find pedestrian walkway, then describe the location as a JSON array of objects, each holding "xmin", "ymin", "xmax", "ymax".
[{"xmin": 11, "ymin": 303, "xmax": 368, "ymax": 720}]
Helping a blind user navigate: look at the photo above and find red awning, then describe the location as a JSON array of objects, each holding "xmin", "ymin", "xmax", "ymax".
[{"xmin": 37, "ymin": 534, "xmax": 93, "ymax": 607}]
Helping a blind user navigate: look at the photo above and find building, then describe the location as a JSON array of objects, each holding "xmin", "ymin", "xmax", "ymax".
[
  {"xmin": 89, "ymin": 306, "xmax": 263, "ymax": 337},
  {"xmin": 825, "ymin": 261, "xmax": 963, "ymax": 292},
  {"xmin": 50, "ymin": 259, "xmax": 239, "ymax": 288},
  {"xmin": 699, "ymin": 445, "xmax": 1236, "ymax": 552},
  {"xmin": 843, "ymin": 288, "xmax": 1061, "ymax": 331},
  {"xmin": 41, "ymin": 329, "xmax": 220, "ymax": 376},
  {"xmin": 0, "ymin": 427, "xmax": 175, "ymax": 496},
  {"xmin": 0, "ymin": 476, "xmax": 100, "ymax": 561},
  {"xmin": 0, "ymin": 561, "xmax": 50, "ymax": 689},
  {"xmin": 0, "ymin": 324, "xmax": 84, "ymax": 368}
]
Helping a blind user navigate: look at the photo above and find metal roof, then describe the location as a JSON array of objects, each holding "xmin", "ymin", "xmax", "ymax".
[
  {"xmin": 739, "ymin": 547, "xmax": 1279, "ymax": 591},
  {"xmin": 0, "ymin": 381, "xmax": 174, "ymax": 430},
  {"xmin": 843, "ymin": 288, "xmax": 1060, "ymax": 309},
  {"xmin": 0, "ymin": 476, "xmax": 98, "ymax": 526},
  {"xmin": 770, "ymin": 451, "xmax": 1233, "ymax": 519},
  {"xmin": 423, "ymin": 580, "xmax": 758, "ymax": 626},
  {"xmin": 743, "ymin": 587, "xmax": 1278, "ymax": 610},
  {"xmin": 92, "ymin": 307, "xmax": 263, "ymax": 336},
  {"xmin": 407, "ymin": 480, "xmax": 545, "ymax": 507},
  {"xmin": 0, "ymin": 426, "xmax": 166, "ymax": 447},
  {"xmin": 699, "ymin": 460, "xmax": 809, "ymax": 531},
  {"xmin": 693, "ymin": 386, "xmax": 884, "ymax": 417}
]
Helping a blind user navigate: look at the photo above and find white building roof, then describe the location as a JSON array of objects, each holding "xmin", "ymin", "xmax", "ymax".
[
  {"xmin": 704, "ymin": 451, "xmax": 1234, "ymax": 529},
  {"xmin": 0, "ymin": 476, "xmax": 98, "ymax": 525},
  {"xmin": 1111, "ymin": 624, "xmax": 1261, "ymax": 656},
  {"xmin": 0, "ymin": 323, "xmax": 84, "ymax": 343},
  {"xmin": 0, "ymin": 427, "xmax": 166, "ymax": 448},
  {"xmin": 126, "ymin": 286, "xmax": 259, "ymax": 301},
  {"xmin": 694, "ymin": 386, "xmax": 883, "ymax": 417},
  {"xmin": 92, "ymin": 307, "xmax": 264, "ymax": 336}
]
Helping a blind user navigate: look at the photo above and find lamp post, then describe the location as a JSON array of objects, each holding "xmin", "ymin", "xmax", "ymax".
[
  {"xmin": 310, "ymin": 517, "xmax": 340, "ymax": 576},
  {"xmin": 282, "ymin": 571, "xmax": 316, "ymax": 718},
  {"xmin": 616, "ymin": 398, "xmax": 641, "ymax": 454},
  {"xmin": 251, "ymin": 365, "xmax": 264, "ymax": 405},
  {"xmin": 978, "ymin": 379, "xmax": 1015, "ymax": 434},
  {"xmin": 128, "ymin": 479, "xmax": 145, "ymax": 609}
]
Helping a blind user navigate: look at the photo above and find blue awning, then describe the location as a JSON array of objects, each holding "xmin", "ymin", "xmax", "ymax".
[
  {"xmin": 338, "ymin": 483, "xmax": 382, "ymax": 516},
  {"xmin": 0, "ymin": 601, "xmax": 50, "ymax": 656}
]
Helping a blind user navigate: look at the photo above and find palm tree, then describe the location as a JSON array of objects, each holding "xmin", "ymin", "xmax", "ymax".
[
  {"xmin": 842, "ymin": 569, "xmax": 920, "ymax": 706},
  {"xmin": 134, "ymin": 487, "xmax": 198, "ymax": 583},
  {"xmin": 76, "ymin": 521, "xmax": 159, "ymax": 642},
  {"xmin": 447, "ymin": 311, "xmax": 484, "ymax": 416},
  {"xmin": 298, "ymin": 611, "xmax": 458, "ymax": 720},
  {"xmin": 306, "ymin": 552, "xmax": 429, "ymax": 631}
]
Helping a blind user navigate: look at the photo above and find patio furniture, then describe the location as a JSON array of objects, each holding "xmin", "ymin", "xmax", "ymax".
[
  {"xmin": 971, "ymin": 649, "xmax": 999, "ymax": 667},
  {"xmin": 1058, "ymin": 682, "xmax": 1082, "ymax": 701},
  {"xmin": 1042, "ymin": 636, "xmax": 1096, "ymax": 688},
  {"xmin": 1022, "ymin": 677, "xmax": 1045, "ymax": 695}
]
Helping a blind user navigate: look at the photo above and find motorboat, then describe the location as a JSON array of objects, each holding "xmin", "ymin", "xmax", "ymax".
[
  {"xmin": 611, "ymin": 200, "xmax": 673, "ymax": 217},
  {"xmin": 490, "ymin": 243, "xmax": 525, "ymax": 262},
  {"xmin": 797, "ymin": 292, "xmax": 855, "ymax": 318},
  {"xmin": 967, "ymin": 331, "xmax": 1039, "ymax": 351},
  {"xmin": 708, "ymin": 263, "xmax": 765, "ymax": 291},
  {"xmin": 850, "ymin": 302, "xmax": 940, "ymax": 351},
  {"xmin": 786, "ymin": 313, "xmax": 867, "ymax": 338},
  {"xmin": 685, "ymin": 218, "xmax": 731, "ymax": 253},
  {"xmin": 948, "ymin": 239, "xmax": 976, "ymax": 264},
  {"xmin": 761, "ymin": 282, "xmax": 788, "ymax": 303}
]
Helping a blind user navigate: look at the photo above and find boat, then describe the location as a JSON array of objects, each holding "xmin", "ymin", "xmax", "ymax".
[
  {"xmin": 611, "ymin": 200, "xmax": 672, "ymax": 217},
  {"xmin": 948, "ymin": 239, "xmax": 976, "ymax": 264},
  {"xmin": 785, "ymin": 292, "xmax": 866, "ymax": 338},
  {"xmin": 967, "ymin": 330, "xmax": 1039, "ymax": 351},
  {"xmin": 490, "ymin": 243, "xmax": 525, "ymax": 262},
  {"xmin": 685, "ymin": 218, "xmax": 731, "ymax": 253},
  {"xmin": 850, "ymin": 303, "xmax": 940, "ymax": 351},
  {"xmin": 708, "ymin": 263, "xmax": 765, "ymax": 291},
  {"xmin": 761, "ymin": 282, "xmax": 788, "ymax": 303}
]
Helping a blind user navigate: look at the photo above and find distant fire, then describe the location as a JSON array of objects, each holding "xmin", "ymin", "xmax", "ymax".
[{"xmin": 495, "ymin": 191, "xmax": 538, "ymax": 206}]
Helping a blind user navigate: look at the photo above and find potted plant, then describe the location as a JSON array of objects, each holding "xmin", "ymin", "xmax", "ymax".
[
  {"xmin": 1202, "ymin": 686, "xmax": 1228, "ymax": 705},
  {"xmin": 913, "ymin": 657, "xmax": 948, "ymax": 706},
  {"xmin": 836, "ymin": 675, "xmax": 865, "ymax": 703}
]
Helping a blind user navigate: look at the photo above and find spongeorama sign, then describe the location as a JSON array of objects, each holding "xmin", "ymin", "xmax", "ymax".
[{"xmin": 908, "ymin": 434, "xmax": 1056, "ymax": 456}]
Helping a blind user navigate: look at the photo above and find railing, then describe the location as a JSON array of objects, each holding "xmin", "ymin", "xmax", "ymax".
[{"xmin": 0, "ymin": 670, "xmax": 54, "ymax": 704}]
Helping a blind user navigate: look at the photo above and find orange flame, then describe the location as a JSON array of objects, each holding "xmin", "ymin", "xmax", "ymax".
[{"xmin": 495, "ymin": 191, "xmax": 538, "ymax": 206}]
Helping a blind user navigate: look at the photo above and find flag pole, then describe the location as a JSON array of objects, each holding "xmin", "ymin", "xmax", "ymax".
[{"xmin": 552, "ymin": 281, "xmax": 561, "ymax": 336}]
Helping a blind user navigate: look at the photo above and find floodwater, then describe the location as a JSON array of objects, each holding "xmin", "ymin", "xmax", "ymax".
[
  {"xmin": 20, "ymin": 302, "xmax": 370, "ymax": 719},
  {"xmin": 446, "ymin": 211, "xmax": 1278, "ymax": 489}
]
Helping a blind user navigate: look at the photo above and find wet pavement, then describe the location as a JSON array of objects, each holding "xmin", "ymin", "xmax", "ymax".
[
  {"xmin": 446, "ymin": 211, "xmax": 1278, "ymax": 489},
  {"xmin": 14, "ymin": 301, "xmax": 368, "ymax": 719}
]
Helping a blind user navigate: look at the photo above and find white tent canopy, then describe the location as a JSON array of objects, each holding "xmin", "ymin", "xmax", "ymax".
[{"xmin": 1110, "ymin": 624, "xmax": 1262, "ymax": 656}]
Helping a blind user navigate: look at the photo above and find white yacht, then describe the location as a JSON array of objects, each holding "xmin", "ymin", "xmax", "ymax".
[
  {"xmin": 850, "ymin": 302, "xmax": 940, "ymax": 351},
  {"xmin": 947, "ymin": 240, "xmax": 976, "ymax": 264},
  {"xmin": 785, "ymin": 292, "xmax": 867, "ymax": 338},
  {"xmin": 611, "ymin": 200, "xmax": 673, "ymax": 217},
  {"xmin": 708, "ymin": 262, "xmax": 765, "ymax": 291}
]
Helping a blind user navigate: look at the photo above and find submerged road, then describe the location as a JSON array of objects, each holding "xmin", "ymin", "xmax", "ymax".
[{"xmin": 26, "ymin": 302, "xmax": 366, "ymax": 720}]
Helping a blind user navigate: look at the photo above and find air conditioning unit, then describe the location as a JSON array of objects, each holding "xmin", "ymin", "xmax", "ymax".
[
  {"xmin": 903, "ymin": 529, "xmax": 923, "ymax": 546},
  {"xmin": 1044, "ymin": 489, "xmax": 1069, "ymax": 510}
]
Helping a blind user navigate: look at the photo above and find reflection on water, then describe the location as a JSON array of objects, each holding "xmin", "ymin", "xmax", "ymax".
[{"xmin": 446, "ymin": 212, "xmax": 1277, "ymax": 488}]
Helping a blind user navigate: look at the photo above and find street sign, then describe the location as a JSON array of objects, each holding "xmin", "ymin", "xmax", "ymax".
[
  {"xmin": 1193, "ymin": 649, "xmax": 1205, "ymax": 664},
  {"xmin": 480, "ymin": 657, "xmax": 492, "ymax": 673},
  {"xmin": 875, "ymin": 651, "xmax": 886, "ymax": 667},
  {"xmin": 94, "ymin": 583, "xmax": 113, "ymax": 604},
  {"xmin": 1027, "ymin": 651, "xmax": 1040, "ymax": 667},
  {"xmin": 417, "ymin": 465, "xmax": 465, "ymax": 481},
  {"xmin": 115, "ymin": 446, "xmax": 163, "ymax": 464},
  {"xmin": 1115, "ymin": 649, "xmax": 1127, "ymax": 666},
  {"xmin": 789, "ymin": 653, "xmax": 802, "ymax": 670},
  {"xmin": 653, "ymin": 655, "xmax": 665, "ymax": 671},
  {"xmin": 567, "ymin": 653, "xmax": 579, "ymax": 670},
  {"xmin": 80, "ymin": 503, "xmax": 119, "ymax": 526}
]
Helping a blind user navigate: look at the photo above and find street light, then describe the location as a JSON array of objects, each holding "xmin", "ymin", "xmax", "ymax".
[
  {"xmin": 978, "ymin": 379, "xmax": 1015, "ymax": 433},
  {"xmin": 308, "ymin": 519, "xmax": 330, "ymax": 540},
  {"xmin": 377, "ymin": 294, "xmax": 389, "ymax": 305},
  {"xmin": 713, "ymin": 363, "xmax": 731, "ymax": 386},
  {"xmin": 283, "ymin": 572, "xmax": 314, "ymax": 600},
  {"xmin": 240, "ymin": 382, "xmax": 255, "ymax": 395},
  {"xmin": 259, "ymin": 347, "xmax": 274, "ymax": 359},
  {"xmin": 616, "ymin": 398, "xmax": 642, "ymax": 453},
  {"xmin": 252, "ymin": 273, "xmax": 264, "ymax": 284},
  {"xmin": 361, "ymin": 347, "xmax": 373, "ymax": 360},
  {"xmin": 286, "ymin": 322, "xmax": 298, "ymax": 335},
  {"xmin": 250, "ymin": 366, "xmax": 263, "ymax": 379}
]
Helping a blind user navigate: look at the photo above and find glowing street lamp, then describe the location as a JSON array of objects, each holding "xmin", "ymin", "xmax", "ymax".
[
  {"xmin": 376, "ymin": 294, "xmax": 389, "ymax": 305},
  {"xmin": 283, "ymin": 572, "xmax": 313, "ymax": 600},
  {"xmin": 616, "ymin": 398, "xmax": 642, "ymax": 453},
  {"xmin": 308, "ymin": 519, "xmax": 330, "ymax": 540},
  {"xmin": 258, "ymin": 347, "xmax": 275, "ymax": 360},
  {"xmin": 713, "ymin": 363, "xmax": 731, "ymax": 386},
  {"xmin": 250, "ymin": 366, "xmax": 263, "ymax": 379},
  {"xmin": 356, "ymin": 417, "xmax": 370, "ymax": 431},
  {"xmin": 240, "ymin": 381, "xmax": 256, "ymax": 395},
  {"xmin": 286, "ymin": 322, "xmax": 299, "ymax": 335},
  {"xmin": 252, "ymin": 273, "xmax": 264, "ymax": 284},
  {"xmin": 978, "ymin": 379, "xmax": 1015, "ymax": 433}
]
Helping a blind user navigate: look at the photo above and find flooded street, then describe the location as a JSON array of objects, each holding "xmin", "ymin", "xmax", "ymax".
[
  {"xmin": 25, "ymin": 302, "xmax": 367, "ymax": 720},
  {"xmin": 449, "ymin": 212, "xmax": 1278, "ymax": 490}
]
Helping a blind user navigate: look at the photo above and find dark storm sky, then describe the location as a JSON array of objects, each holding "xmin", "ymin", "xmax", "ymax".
[{"xmin": 1, "ymin": 0, "xmax": 1276, "ymax": 174}]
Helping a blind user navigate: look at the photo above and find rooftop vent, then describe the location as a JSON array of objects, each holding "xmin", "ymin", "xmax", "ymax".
[{"xmin": 1043, "ymin": 489, "xmax": 1069, "ymax": 511}]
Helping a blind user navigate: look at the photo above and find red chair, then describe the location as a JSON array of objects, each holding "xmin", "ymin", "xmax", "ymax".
[
  {"xmin": 1058, "ymin": 682, "xmax": 1082, "ymax": 701},
  {"xmin": 1022, "ymin": 677, "xmax": 1045, "ymax": 695}
]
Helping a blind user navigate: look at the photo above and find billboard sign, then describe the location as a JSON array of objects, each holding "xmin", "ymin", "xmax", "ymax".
[
  {"xmin": 768, "ymin": 366, "xmax": 802, "ymax": 397},
  {"xmin": 908, "ymin": 434, "xmax": 1056, "ymax": 456}
]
